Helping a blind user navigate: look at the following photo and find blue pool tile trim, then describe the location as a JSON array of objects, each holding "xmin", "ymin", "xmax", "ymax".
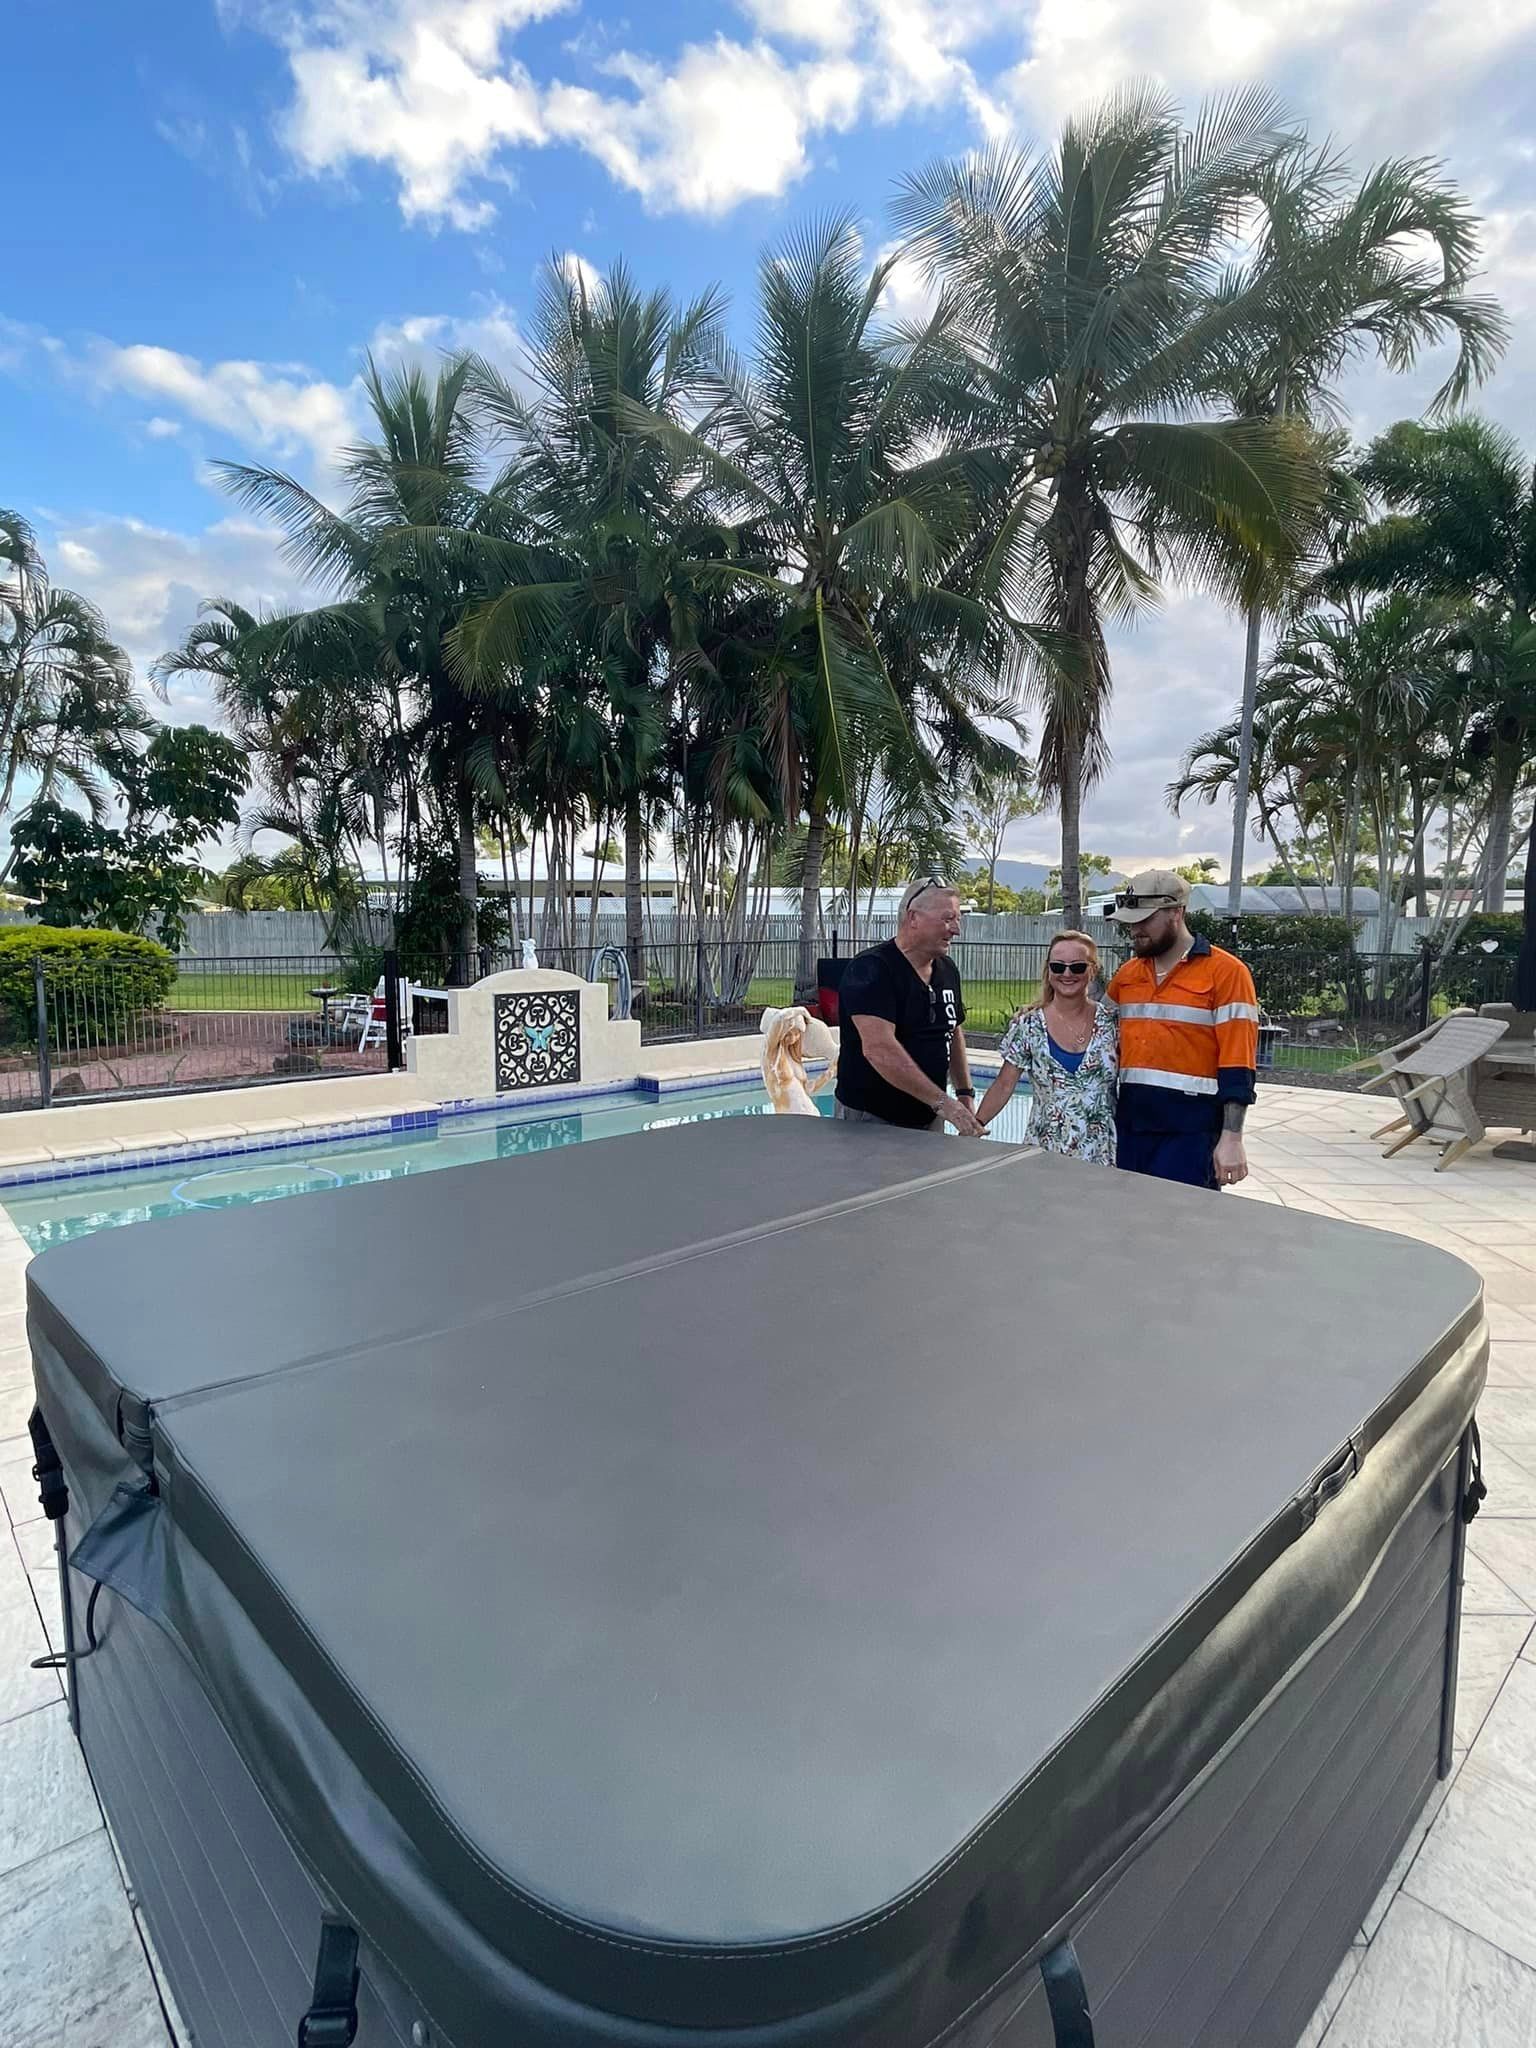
[
  {"xmin": 0, "ymin": 1057, "xmax": 1007, "ymax": 1191},
  {"xmin": 0, "ymin": 1074, "xmax": 661, "ymax": 1190}
]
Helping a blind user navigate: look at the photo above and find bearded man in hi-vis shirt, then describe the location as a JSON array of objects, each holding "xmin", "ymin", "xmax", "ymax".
[{"xmin": 1106, "ymin": 871, "xmax": 1259, "ymax": 1191}]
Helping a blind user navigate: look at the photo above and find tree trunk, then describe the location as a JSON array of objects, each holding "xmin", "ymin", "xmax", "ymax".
[
  {"xmin": 1410, "ymin": 783, "xmax": 1429, "ymax": 919},
  {"xmin": 1340, "ymin": 778, "xmax": 1361, "ymax": 930},
  {"xmin": 795, "ymin": 804, "xmax": 828, "ymax": 1001},
  {"xmin": 1483, "ymin": 734, "xmax": 1521, "ymax": 912},
  {"xmin": 1517, "ymin": 800, "xmax": 1536, "ymax": 1011},
  {"xmin": 455, "ymin": 774, "xmax": 479, "ymax": 983},
  {"xmin": 1058, "ymin": 735, "xmax": 1084, "ymax": 927},
  {"xmin": 1225, "ymin": 596, "xmax": 1265, "ymax": 917},
  {"xmin": 623, "ymin": 787, "xmax": 645, "ymax": 990}
]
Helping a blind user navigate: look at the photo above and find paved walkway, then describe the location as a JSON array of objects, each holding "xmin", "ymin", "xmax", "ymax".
[{"xmin": 0, "ymin": 1087, "xmax": 1534, "ymax": 2042}]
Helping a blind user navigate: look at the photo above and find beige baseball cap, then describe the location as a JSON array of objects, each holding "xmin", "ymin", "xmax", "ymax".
[{"xmin": 1108, "ymin": 868, "xmax": 1191, "ymax": 925}]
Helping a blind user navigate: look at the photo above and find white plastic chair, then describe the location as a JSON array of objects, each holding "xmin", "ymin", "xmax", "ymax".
[{"xmin": 357, "ymin": 978, "xmax": 410, "ymax": 1051}]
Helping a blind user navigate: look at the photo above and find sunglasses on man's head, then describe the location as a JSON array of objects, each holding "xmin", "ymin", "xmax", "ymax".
[{"xmin": 1047, "ymin": 960, "xmax": 1091, "ymax": 977}]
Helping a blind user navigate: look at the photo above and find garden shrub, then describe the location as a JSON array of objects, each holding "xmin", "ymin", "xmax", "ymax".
[
  {"xmin": 1437, "ymin": 915, "xmax": 1522, "ymax": 1008},
  {"xmin": 0, "ymin": 927, "xmax": 177, "ymax": 1049}
]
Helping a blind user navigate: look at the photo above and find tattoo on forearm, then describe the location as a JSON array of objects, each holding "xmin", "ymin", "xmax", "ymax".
[{"xmin": 1222, "ymin": 1101, "xmax": 1247, "ymax": 1134}]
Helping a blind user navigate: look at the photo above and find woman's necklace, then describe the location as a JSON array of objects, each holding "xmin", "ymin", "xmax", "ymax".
[{"xmin": 1046, "ymin": 1002, "xmax": 1095, "ymax": 1054}]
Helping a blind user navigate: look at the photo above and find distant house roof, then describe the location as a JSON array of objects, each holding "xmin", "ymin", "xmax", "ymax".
[{"xmin": 1185, "ymin": 884, "xmax": 1383, "ymax": 917}]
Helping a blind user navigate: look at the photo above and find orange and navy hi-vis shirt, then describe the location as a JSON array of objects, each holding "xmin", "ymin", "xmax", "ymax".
[{"xmin": 1105, "ymin": 936, "xmax": 1259, "ymax": 1135}]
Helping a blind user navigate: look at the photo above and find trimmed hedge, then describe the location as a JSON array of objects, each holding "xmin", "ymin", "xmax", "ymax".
[{"xmin": 0, "ymin": 927, "xmax": 177, "ymax": 1048}]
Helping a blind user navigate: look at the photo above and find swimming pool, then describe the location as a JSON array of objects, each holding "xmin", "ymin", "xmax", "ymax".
[{"xmin": 2, "ymin": 1082, "xmax": 1033, "ymax": 1251}]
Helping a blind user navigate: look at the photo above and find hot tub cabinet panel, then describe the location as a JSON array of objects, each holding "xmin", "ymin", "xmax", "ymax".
[{"xmin": 24, "ymin": 1121, "xmax": 1485, "ymax": 2048}]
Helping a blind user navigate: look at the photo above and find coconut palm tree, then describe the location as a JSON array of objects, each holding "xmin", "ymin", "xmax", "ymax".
[
  {"xmin": 1325, "ymin": 418, "xmax": 1536, "ymax": 996},
  {"xmin": 896, "ymin": 86, "xmax": 1326, "ymax": 922},
  {"xmin": 617, "ymin": 210, "xmax": 1009, "ymax": 995},
  {"xmin": 0, "ymin": 510, "xmax": 149, "ymax": 866},
  {"xmin": 1215, "ymin": 145, "xmax": 1507, "ymax": 911},
  {"xmin": 457, "ymin": 257, "xmax": 729, "ymax": 985},
  {"xmin": 215, "ymin": 357, "xmax": 531, "ymax": 975}
]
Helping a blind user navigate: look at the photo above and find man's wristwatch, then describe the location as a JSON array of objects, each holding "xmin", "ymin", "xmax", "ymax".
[{"xmin": 955, "ymin": 1088, "xmax": 975, "ymax": 1099}]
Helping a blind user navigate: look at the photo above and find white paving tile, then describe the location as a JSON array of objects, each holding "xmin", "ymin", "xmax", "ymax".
[
  {"xmin": 1459, "ymin": 1548, "xmax": 1531, "ymax": 1615},
  {"xmin": 0, "ymin": 1703, "xmax": 100, "ymax": 1878},
  {"xmin": 1405, "ymin": 1757, "xmax": 1536, "ymax": 1970},
  {"xmin": 1480, "ymin": 1445, "xmax": 1536, "ymax": 1515},
  {"xmin": 1454, "ymin": 1614, "xmax": 1534, "ymax": 1752},
  {"xmin": 11, "ymin": 1519, "xmax": 62, "ymax": 1647},
  {"xmin": 1485, "ymin": 1342, "xmax": 1536, "ymax": 1390},
  {"xmin": 0, "ymin": 1594, "xmax": 61, "ymax": 1724},
  {"xmin": 1462, "ymin": 1655, "xmax": 1536, "ymax": 1798},
  {"xmin": 0, "ymin": 1379, "xmax": 34, "ymax": 1440},
  {"xmin": 0, "ymin": 1829, "xmax": 170, "ymax": 2048},
  {"xmin": 1328, "ymin": 1893, "xmax": 1536, "ymax": 2045},
  {"xmin": 0, "ymin": 1441, "xmax": 41, "ymax": 1527},
  {"xmin": 1467, "ymin": 1519, "xmax": 1536, "ymax": 1608},
  {"xmin": 1476, "ymin": 1386, "xmax": 1536, "ymax": 1449}
]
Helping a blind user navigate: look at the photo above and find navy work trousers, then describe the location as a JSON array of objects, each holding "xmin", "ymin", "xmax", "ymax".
[{"xmin": 1116, "ymin": 1127, "xmax": 1219, "ymax": 1190}]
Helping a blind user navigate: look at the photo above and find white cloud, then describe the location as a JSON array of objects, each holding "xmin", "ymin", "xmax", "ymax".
[
  {"xmin": 876, "ymin": 245, "xmax": 942, "ymax": 326},
  {"xmin": 248, "ymin": 0, "xmax": 996, "ymax": 224},
  {"xmin": 33, "ymin": 512, "xmax": 305, "ymax": 720},
  {"xmin": 277, "ymin": 0, "xmax": 566, "ymax": 229},
  {"xmin": 557, "ymin": 249, "xmax": 602, "ymax": 295},
  {"xmin": 89, "ymin": 343, "xmax": 359, "ymax": 474},
  {"xmin": 544, "ymin": 40, "xmax": 865, "ymax": 216},
  {"xmin": 367, "ymin": 301, "xmax": 526, "ymax": 376},
  {"xmin": 736, "ymin": 0, "xmax": 861, "ymax": 51},
  {"xmin": 143, "ymin": 416, "xmax": 183, "ymax": 439}
]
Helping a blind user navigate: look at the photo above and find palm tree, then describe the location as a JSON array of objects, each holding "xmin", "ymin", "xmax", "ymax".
[
  {"xmin": 0, "ymin": 511, "xmax": 149, "ymax": 869},
  {"xmin": 619, "ymin": 210, "xmax": 1004, "ymax": 996},
  {"xmin": 156, "ymin": 596, "xmax": 406, "ymax": 948},
  {"xmin": 216, "ymin": 357, "xmax": 528, "ymax": 974},
  {"xmin": 896, "ymin": 86, "xmax": 1326, "ymax": 922},
  {"xmin": 1216, "ymin": 145, "xmax": 1507, "ymax": 912},
  {"xmin": 458, "ymin": 257, "xmax": 728, "ymax": 986},
  {"xmin": 1325, "ymin": 418, "xmax": 1536, "ymax": 998}
]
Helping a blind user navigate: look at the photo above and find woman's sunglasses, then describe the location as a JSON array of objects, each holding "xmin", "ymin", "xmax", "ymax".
[{"xmin": 1047, "ymin": 960, "xmax": 1091, "ymax": 977}]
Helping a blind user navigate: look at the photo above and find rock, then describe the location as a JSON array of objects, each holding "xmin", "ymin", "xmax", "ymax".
[{"xmin": 272, "ymin": 1051, "xmax": 322, "ymax": 1075}]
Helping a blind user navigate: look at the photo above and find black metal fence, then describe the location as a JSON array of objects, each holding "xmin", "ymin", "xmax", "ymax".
[{"xmin": 0, "ymin": 936, "xmax": 1523, "ymax": 1114}]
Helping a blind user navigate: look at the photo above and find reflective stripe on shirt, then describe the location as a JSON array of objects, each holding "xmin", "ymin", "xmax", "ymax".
[
  {"xmin": 1116, "ymin": 1002, "xmax": 1216, "ymax": 1026},
  {"xmin": 1119, "ymin": 1066, "xmax": 1219, "ymax": 1096},
  {"xmin": 1214, "ymin": 1001, "xmax": 1261, "ymax": 1024}
]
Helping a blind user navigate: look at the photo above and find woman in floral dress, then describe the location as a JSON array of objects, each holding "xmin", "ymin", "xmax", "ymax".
[{"xmin": 975, "ymin": 930, "xmax": 1118, "ymax": 1164}]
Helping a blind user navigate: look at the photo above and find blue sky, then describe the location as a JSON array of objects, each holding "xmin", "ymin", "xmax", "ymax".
[{"xmin": 7, "ymin": 0, "xmax": 1536, "ymax": 865}]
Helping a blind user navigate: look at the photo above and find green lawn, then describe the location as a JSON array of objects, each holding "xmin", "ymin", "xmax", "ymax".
[{"xmin": 169, "ymin": 970, "xmax": 327, "ymax": 1011}]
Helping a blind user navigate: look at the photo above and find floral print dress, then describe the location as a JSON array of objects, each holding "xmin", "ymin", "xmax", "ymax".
[{"xmin": 995, "ymin": 1002, "xmax": 1118, "ymax": 1165}]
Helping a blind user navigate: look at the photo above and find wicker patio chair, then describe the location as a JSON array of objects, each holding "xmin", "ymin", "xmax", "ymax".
[{"xmin": 1358, "ymin": 1014, "xmax": 1510, "ymax": 1170}]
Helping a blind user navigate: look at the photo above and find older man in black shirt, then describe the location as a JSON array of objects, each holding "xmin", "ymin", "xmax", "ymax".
[{"xmin": 835, "ymin": 878, "xmax": 982, "ymax": 1135}]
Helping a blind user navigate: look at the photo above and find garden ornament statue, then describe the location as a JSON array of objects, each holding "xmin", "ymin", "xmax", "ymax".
[
  {"xmin": 760, "ymin": 1005, "xmax": 837, "ymax": 1116},
  {"xmin": 520, "ymin": 938, "xmax": 539, "ymax": 971}
]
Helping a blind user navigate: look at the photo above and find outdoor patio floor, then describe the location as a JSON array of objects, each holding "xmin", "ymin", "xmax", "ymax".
[{"xmin": 1, "ymin": 1086, "xmax": 1534, "ymax": 2044}]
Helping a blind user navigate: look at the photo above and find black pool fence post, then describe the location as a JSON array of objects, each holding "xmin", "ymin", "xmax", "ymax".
[
  {"xmin": 694, "ymin": 938, "xmax": 707, "ymax": 1039},
  {"xmin": 832, "ymin": 929, "xmax": 839, "ymax": 958},
  {"xmin": 383, "ymin": 950, "xmax": 404, "ymax": 1071},
  {"xmin": 33, "ymin": 958, "xmax": 53, "ymax": 1110},
  {"xmin": 1416, "ymin": 937, "xmax": 1437, "ymax": 1034}
]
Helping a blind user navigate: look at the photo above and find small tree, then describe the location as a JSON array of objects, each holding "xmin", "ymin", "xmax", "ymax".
[
  {"xmin": 958, "ymin": 764, "xmax": 1040, "ymax": 911},
  {"xmin": 11, "ymin": 725, "xmax": 248, "ymax": 950},
  {"xmin": 1176, "ymin": 857, "xmax": 1222, "ymax": 886}
]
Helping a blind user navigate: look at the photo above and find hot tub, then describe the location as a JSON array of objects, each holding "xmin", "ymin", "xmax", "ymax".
[{"xmin": 24, "ymin": 1120, "xmax": 1486, "ymax": 2048}]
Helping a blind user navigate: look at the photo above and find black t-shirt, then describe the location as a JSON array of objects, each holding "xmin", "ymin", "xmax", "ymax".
[{"xmin": 836, "ymin": 940, "xmax": 966, "ymax": 1128}]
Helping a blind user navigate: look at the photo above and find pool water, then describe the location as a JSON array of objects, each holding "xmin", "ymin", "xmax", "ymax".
[{"xmin": 3, "ymin": 1082, "xmax": 1034, "ymax": 1252}]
